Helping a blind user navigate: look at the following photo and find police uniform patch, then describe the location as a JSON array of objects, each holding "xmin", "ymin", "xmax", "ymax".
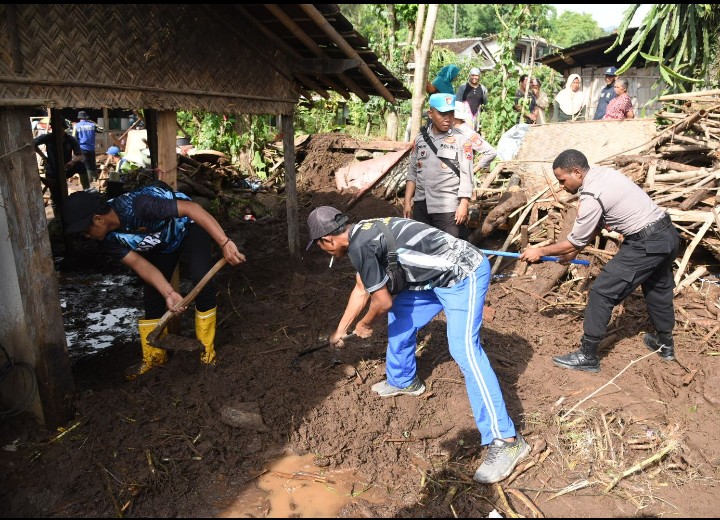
[
  {"xmin": 445, "ymin": 137, "xmax": 456, "ymax": 144},
  {"xmin": 463, "ymin": 141, "xmax": 473, "ymax": 160},
  {"xmin": 420, "ymin": 149, "xmax": 426, "ymax": 158}
]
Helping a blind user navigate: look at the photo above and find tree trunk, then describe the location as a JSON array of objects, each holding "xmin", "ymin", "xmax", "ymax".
[
  {"xmin": 410, "ymin": 4, "xmax": 438, "ymax": 143},
  {"xmin": 386, "ymin": 109, "xmax": 399, "ymax": 141}
]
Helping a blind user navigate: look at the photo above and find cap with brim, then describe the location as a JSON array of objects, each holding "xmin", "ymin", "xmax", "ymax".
[
  {"xmin": 469, "ymin": 67, "xmax": 480, "ymax": 76},
  {"xmin": 429, "ymin": 93, "xmax": 455, "ymax": 113},
  {"xmin": 306, "ymin": 206, "xmax": 349, "ymax": 251},
  {"xmin": 604, "ymin": 66, "xmax": 618, "ymax": 76},
  {"xmin": 63, "ymin": 191, "xmax": 102, "ymax": 234},
  {"xmin": 106, "ymin": 145, "xmax": 120, "ymax": 156}
]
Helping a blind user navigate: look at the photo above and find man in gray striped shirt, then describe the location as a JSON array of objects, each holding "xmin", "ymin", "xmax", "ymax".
[
  {"xmin": 520, "ymin": 149, "xmax": 680, "ymax": 372},
  {"xmin": 307, "ymin": 206, "xmax": 530, "ymax": 484}
]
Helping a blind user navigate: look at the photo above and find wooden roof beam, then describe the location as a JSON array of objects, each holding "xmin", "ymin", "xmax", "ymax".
[
  {"xmin": 299, "ymin": 4, "xmax": 397, "ymax": 104},
  {"xmin": 235, "ymin": 5, "xmax": 333, "ymax": 100},
  {"xmin": 264, "ymin": 4, "xmax": 369, "ymax": 102}
]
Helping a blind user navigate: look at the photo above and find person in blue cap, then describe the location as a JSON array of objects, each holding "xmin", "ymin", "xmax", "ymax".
[
  {"xmin": 105, "ymin": 145, "xmax": 136, "ymax": 174},
  {"xmin": 593, "ymin": 66, "xmax": 618, "ymax": 120},
  {"xmin": 403, "ymin": 93, "xmax": 474, "ymax": 238}
]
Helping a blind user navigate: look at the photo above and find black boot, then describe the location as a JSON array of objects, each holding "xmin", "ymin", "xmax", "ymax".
[
  {"xmin": 643, "ymin": 332, "xmax": 675, "ymax": 361},
  {"xmin": 553, "ymin": 335, "xmax": 600, "ymax": 373}
]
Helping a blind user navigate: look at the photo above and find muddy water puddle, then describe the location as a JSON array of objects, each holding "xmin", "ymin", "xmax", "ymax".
[
  {"xmin": 217, "ymin": 453, "xmax": 383, "ymax": 518},
  {"xmin": 58, "ymin": 271, "xmax": 142, "ymax": 361}
]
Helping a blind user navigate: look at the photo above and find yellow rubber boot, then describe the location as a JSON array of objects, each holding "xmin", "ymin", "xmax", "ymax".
[
  {"xmin": 195, "ymin": 307, "xmax": 217, "ymax": 365},
  {"xmin": 126, "ymin": 318, "xmax": 169, "ymax": 381}
]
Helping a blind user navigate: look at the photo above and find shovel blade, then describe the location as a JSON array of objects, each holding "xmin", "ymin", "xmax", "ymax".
[{"xmin": 150, "ymin": 334, "xmax": 203, "ymax": 352}]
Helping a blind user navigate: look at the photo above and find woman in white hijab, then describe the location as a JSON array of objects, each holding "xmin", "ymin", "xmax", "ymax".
[{"xmin": 554, "ymin": 74, "xmax": 586, "ymax": 122}]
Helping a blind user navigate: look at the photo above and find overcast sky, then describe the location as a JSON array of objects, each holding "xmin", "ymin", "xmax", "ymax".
[{"xmin": 551, "ymin": 4, "xmax": 652, "ymax": 30}]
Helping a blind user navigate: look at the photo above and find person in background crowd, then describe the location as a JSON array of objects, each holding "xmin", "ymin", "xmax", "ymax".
[
  {"xmin": 453, "ymin": 101, "xmax": 497, "ymax": 176},
  {"xmin": 34, "ymin": 123, "xmax": 88, "ymax": 209},
  {"xmin": 105, "ymin": 145, "xmax": 137, "ymax": 174},
  {"xmin": 404, "ymin": 94, "xmax": 473, "ymax": 238},
  {"xmin": 530, "ymin": 78, "xmax": 549, "ymax": 125},
  {"xmin": 602, "ymin": 77, "xmax": 635, "ymax": 120},
  {"xmin": 455, "ymin": 67, "xmax": 489, "ymax": 131},
  {"xmin": 61, "ymin": 181, "xmax": 246, "ymax": 379},
  {"xmin": 426, "ymin": 64, "xmax": 461, "ymax": 95},
  {"xmin": 520, "ymin": 149, "xmax": 679, "ymax": 373},
  {"xmin": 593, "ymin": 66, "xmax": 618, "ymax": 120},
  {"xmin": 75, "ymin": 111, "xmax": 101, "ymax": 186},
  {"xmin": 513, "ymin": 74, "xmax": 537, "ymax": 125},
  {"xmin": 306, "ymin": 206, "xmax": 531, "ymax": 484},
  {"xmin": 554, "ymin": 74, "xmax": 587, "ymax": 122}
]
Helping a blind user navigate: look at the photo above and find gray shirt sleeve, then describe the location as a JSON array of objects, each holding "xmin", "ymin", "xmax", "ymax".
[{"xmin": 567, "ymin": 194, "xmax": 603, "ymax": 248}]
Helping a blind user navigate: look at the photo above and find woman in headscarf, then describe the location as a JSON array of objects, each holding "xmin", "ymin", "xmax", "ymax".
[
  {"xmin": 426, "ymin": 64, "xmax": 461, "ymax": 95},
  {"xmin": 602, "ymin": 77, "xmax": 635, "ymax": 120},
  {"xmin": 554, "ymin": 74, "xmax": 587, "ymax": 122}
]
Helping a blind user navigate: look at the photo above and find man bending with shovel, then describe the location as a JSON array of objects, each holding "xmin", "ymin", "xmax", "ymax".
[
  {"xmin": 63, "ymin": 181, "xmax": 246, "ymax": 379},
  {"xmin": 306, "ymin": 206, "xmax": 530, "ymax": 484}
]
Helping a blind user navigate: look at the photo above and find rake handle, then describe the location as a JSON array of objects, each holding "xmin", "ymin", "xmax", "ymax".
[
  {"xmin": 479, "ymin": 249, "xmax": 590, "ymax": 266},
  {"xmin": 147, "ymin": 257, "xmax": 227, "ymax": 345}
]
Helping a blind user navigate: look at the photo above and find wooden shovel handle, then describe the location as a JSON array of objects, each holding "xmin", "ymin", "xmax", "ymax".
[{"xmin": 147, "ymin": 257, "xmax": 227, "ymax": 345}]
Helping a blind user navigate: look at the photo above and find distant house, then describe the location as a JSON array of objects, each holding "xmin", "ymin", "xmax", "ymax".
[
  {"xmin": 434, "ymin": 35, "xmax": 559, "ymax": 69},
  {"xmin": 540, "ymin": 28, "xmax": 666, "ymax": 119}
]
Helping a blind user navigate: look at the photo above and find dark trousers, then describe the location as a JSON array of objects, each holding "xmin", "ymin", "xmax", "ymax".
[
  {"xmin": 81, "ymin": 149, "xmax": 98, "ymax": 180},
  {"xmin": 583, "ymin": 225, "xmax": 680, "ymax": 340},
  {"xmin": 141, "ymin": 224, "xmax": 216, "ymax": 319},
  {"xmin": 46, "ymin": 162, "xmax": 88, "ymax": 206},
  {"xmin": 413, "ymin": 199, "xmax": 464, "ymax": 238}
]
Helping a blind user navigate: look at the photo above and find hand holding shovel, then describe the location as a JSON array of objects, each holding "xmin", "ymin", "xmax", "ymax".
[{"xmin": 147, "ymin": 258, "xmax": 227, "ymax": 351}]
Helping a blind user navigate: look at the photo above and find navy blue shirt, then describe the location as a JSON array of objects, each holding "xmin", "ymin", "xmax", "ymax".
[
  {"xmin": 103, "ymin": 182, "xmax": 192, "ymax": 260},
  {"xmin": 347, "ymin": 217, "xmax": 485, "ymax": 293},
  {"xmin": 593, "ymin": 82, "xmax": 617, "ymax": 120}
]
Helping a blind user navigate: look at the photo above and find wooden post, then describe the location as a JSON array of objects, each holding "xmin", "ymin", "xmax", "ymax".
[
  {"xmin": 155, "ymin": 111, "xmax": 180, "ymax": 331},
  {"xmin": 0, "ymin": 107, "xmax": 74, "ymax": 428},
  {"xmin": 102, "ymin": 107, "xmax": 110, "ymax": 151},
  {"xmin": 156, "ymin": 111, "xmax": 177, "ymax": 188},
  {"xmin": 282, "ymin": 113, "xmax": 301, "ymax": 264}
]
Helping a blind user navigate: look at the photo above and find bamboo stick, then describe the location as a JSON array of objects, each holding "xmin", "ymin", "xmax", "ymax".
[{"xmin": 674, "ymin": 212, "xmax": 715, "ymax": 286}]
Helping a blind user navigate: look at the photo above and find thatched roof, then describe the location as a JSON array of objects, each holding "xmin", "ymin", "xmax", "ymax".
[{"xmin": 0, "ymin": 4, "xmax": 410, "ymax": 115}]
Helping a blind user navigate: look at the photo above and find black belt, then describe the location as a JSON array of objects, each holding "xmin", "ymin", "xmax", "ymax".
[{"xmin": 624, "ymin": 214, "xmax": 672, "ymax": 241}]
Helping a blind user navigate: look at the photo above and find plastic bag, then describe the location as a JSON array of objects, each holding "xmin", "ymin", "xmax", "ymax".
[{"xmin": 496, "ymin": 123, "xmax": 530, "ymax": 161}]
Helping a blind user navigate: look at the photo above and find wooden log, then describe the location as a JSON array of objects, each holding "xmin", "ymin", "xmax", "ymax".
[
  {"xmin": 675, "ymin": 266, "xmax": 709, "ymax": 295},
  {"xmin": 479, "ymin": 162, "xmax": 504, "ymax": 190},
  {"xmin": 653, "ymin": 169, "xmax": 710, "ymax": 182},
  {"xmin": 666, "ymin": 133, "xmax": 719, "ymax": 150},
  {"xmin": 613, "ymin": 155, "xmax": 697, "ymax": 172},
  {"xmin": 667, "ymin": 208, "xmax": 719, "ymax": 223},
  {"xmin": 477, "ymin": 188, "xmax": 527, "ymax": 238},
  {"xmin": 653, "ymin": 171, "xmax": 718, "ymax": 205},
  {"xmin": 679, "ymin": 188, "xmax": 712, "ymax": 211},
  {"xmin": 658, "ymin": 89, "xmax": 720, "ymax": 101},
  {"xmin": 674, "ymin": 212, "xmax": 715, "ymax": 286},
  {"xmin": 644, "ymin": 160, "xmax": 657, "ymax": 190}
]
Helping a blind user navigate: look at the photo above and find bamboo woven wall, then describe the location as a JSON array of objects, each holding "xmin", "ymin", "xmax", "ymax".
[{"xmin": 0, "ymin": 4, "xmax": 298, "ymax": 115}]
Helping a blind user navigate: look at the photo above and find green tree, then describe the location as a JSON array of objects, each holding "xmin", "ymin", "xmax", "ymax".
[
  {"xmin": 434, "ymin": 4, "xmax": 503, "ymax": 39},
  {"xmin": 549, "ymin": 11, "xmax": 607, "ymax": 48},
  {"xmin": 610, "ymin": 4, "xmax": 720, "ymax": 92},
  {"xmin": 479, "ymin": 4, "xmax": 550, "ymax": 144}
]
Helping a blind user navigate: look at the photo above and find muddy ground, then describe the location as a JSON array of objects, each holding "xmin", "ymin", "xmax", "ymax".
[{"xmin": 1, "ymin": 136, "xmax": 720, "ymax": 518}]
